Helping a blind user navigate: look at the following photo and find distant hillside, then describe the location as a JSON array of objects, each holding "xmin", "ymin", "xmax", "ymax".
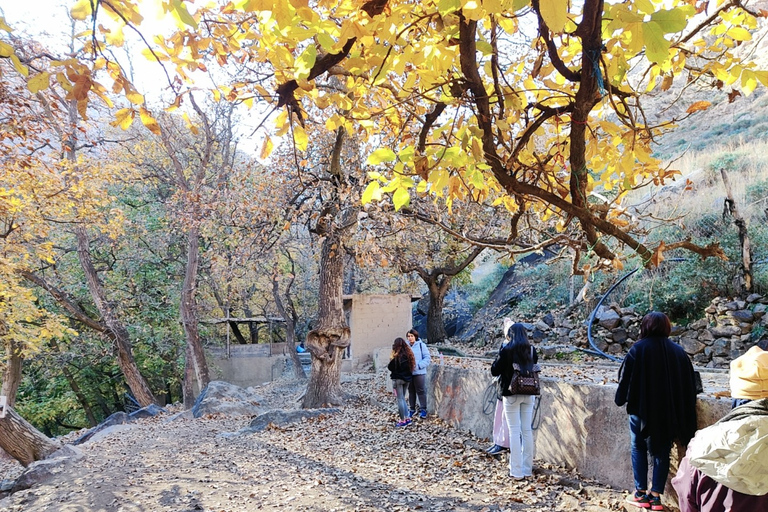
[{"xmin": 651, "ymin": 12, "xmax": 768, "ymax": 159}]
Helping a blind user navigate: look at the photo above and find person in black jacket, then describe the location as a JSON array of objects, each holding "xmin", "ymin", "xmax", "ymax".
[
  {"xmin": 615, "ymin": 311, "xmax": 698, "ymax": 511},
  {"xmin": 388, "ymin": 337, "xmax": 416, "ymax": 427},
  {"xmin": 491, "ymin": 323, "xmax": 538, "ymax": 479}
]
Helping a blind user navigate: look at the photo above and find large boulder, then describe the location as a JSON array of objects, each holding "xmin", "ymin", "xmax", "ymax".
[
  {"xmin": 680, "ymin": 337, "xmax": 706, "ymax": 355},
  {"xmin": 710, "ymin": 325, "xmax": 741, "ymax": 337},
  {"xmin": 74, "ymin": 404, "xmax": 167, "ymax": 445},
  {"xmin": 244, "ymin": 408, "xmax": 340, "ymax": 433},
  {"xmin": 128, "ymin": 403, "xmax": 167, "ymax": 421},
  {"xmin": 192, "ymin": 381, "xmax": 265, "ymax": 418},
  {"xmin": 12, "ymin": 445, "xmax": 84, "ymax": 492},
  {"xmin": 74, "ymin": 412, "xmax": 129, "ymax": 445}
]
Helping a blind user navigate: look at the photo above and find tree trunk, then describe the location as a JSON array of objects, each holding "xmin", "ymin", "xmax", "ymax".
[
  {"xmin": 0, "ymin": 406, "xmax": 61, "ymax": 467},
  {"xmin": 75, "ymin": 226, "xmax": 158, "ymax": 407},
  {"xmin": 48, "ymin": 339, "xmax": 98, "ymax": 427},
  {"xmin": 720, "ymin": 169, "xmax": 753, "ymax": 294},
  {"xmin": 413, "ymin": 247, "xmax": 483, "ymax": 345},
  {"xmin": 228, "ymin": 321, "xmax": 248, "ymax": 344},
  {"xmin": 272, "ymin": 261, "xmax": 305, "ymax": 379},
  {"xmin": 426, "ymin": 279, "xmax": 450, "ymax": 344},
  {"xmin": 61, "ymin": 366, "xmax": 98, "ymax": 427},
  {"xmin": 180, "ymin": 227, "xmax": 210, "ymax": 403},
  {"xmin": 1, "ymin": 339, "xmax": 23, "ymax": 407},
  {"xmin": 182, "ymin": 343, "xmax": 196, "ymax": 408},
  {"xmin": 302, "ymin": 229, "xmax": 350, "ymax": 407}
]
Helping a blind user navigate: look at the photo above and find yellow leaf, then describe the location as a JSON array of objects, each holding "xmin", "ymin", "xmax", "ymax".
[
  {"xmin": 295, "ymin": 45, "xmax": 316, "ymax": 80},
  {"xmin": 10, "ymin": 54, "xmax": 28, "ymax": 76},
  {"xmin": 754, "ymin": 70, "xmax": 768, "ymax": 88},
  {"xmin": 139, "ymin": 107, "xmax": 162, "ymax": 135},
  {"xmin": 27, "ymin": 72, "xmax": 50, "ymax": 93},
  {"xmin": 539, "ymin": 0, "xmax": 569, "ymax": 33},
  {"xmin": 361, "ymin": 181, "xmax": 382, "ymax": 204},
  {"xmin": 293, "ymin": 124, "xmax": 308, "ymax": 151},
  {"xmin": 367, "ymin": 148, "xmax": 397, "ymax": 165},
  {"xmin": 0, "ymin": 16, "xmax": 13, "ymax": 33},
  {"xmin": 686, "ymin": 101, "xmax": 711, "ymax": 114},
  {"xmin": 260, "ymin": 136, "xmax": 274, "ymax": 160},
  {"xmin": 0, "ymin": 41, "xmax": 13, "ymax": 57},
  {"xmin": 741, "ymin": 69, "xmax": 757, "ymax": 96},
  {"xmin": 392, "ymin": 186, "xmax": 410, "ymax": 211},
  {"xmin": 171, "ymin": 0, "xmax": 198, "ymax": 29},
  {"xmin": 125, "ymin": 89, "xmax": 145, "ymax": 105},
  {"xmin": 642, "ymin": 21, "xmax": 670, "ymax": 64},
  {"xmin": 182, "ymin": 112, "xmax": 199, "ymax": 134},
  {"xmin": 649, "ymin": 7, "xmax": 693, "ymax": 33},
  {"xmin": 70, "ymin": 0, "xmax": 93, "ymax": 20},
  {"xmin": 111, "ymin": 108, "xmax": 135, "ymax": 130},
  {"xmin": 727, "ymin": 26, "xmax": 752, "ymax": 42},
  {"xmin": 105, "ymin": 27, "xmax": 125, "ymax": 47}
]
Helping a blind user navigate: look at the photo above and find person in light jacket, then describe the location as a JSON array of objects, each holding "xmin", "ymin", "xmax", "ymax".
[
  {"xmin": 487, "ymin": 317, "xmax": 514, "ymax": 456},
  {"xmin": 406, "ymin": 328, "xmax": 431, "ymax": 419},
  {"xmin": 672, "ymin": 344, "xmax": 768, "ymax": 512}
]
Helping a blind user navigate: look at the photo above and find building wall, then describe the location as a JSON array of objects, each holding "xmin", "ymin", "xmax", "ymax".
[
  {"xmin": 202, "ymin": 294, "xmax": 412, "ymax": 388},
  {"xmin": 206, "ymin": 346, "xmax": 288, "ymax": 389},
  {"xmin": 348, "ymin": 294, "xmax": 413, "ymax": 370}
]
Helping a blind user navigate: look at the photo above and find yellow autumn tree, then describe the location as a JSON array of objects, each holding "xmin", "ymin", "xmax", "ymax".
[
  {"xmin": 79, "ymin": 0, "xmax": 764, "ymax": 270},
  {"xmin": 54, "ymin": 0, "xmax": 768, "ymax": 407}
]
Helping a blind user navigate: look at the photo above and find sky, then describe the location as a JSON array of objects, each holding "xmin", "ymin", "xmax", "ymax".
[
  {"xmin": 1, "ymin": 1, "xmax": 178, "ymax": 95},
  {"xmin": 1, "ymin": 1, "xmax": 273, "ymax": 156}
]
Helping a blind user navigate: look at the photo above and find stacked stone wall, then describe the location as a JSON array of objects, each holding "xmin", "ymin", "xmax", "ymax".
[{"xmin": 528, "ymin": 294, "xmax": 768, "ymax": 368}]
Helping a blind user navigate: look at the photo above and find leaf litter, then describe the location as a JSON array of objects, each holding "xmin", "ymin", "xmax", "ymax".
[{"xmin": 0, "ymin": 371, "xmax": 633, "ymax": 511}]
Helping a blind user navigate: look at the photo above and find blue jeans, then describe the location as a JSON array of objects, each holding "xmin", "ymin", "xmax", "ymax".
[
  {"xmin": 629, "ymin": 415, "xmax": 671, "ymax": 494},
  {"xmin": 392, "ymin": 379, "xmax": 410, "ymax": 420}
]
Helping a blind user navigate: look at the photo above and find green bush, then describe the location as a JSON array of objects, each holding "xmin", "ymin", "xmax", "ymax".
[
  {"xmin": 746, "ymin": 178, "xmax": 768, "ymax": 203},
  {"xmin": 462, "ymin": 263, "xmax": 511, "ymax": 314}
]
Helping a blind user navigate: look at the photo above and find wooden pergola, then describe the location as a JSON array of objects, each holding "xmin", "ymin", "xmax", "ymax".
[{"xmin": 200, "ymin": 316, "xmax": 286, "ymax": 358}]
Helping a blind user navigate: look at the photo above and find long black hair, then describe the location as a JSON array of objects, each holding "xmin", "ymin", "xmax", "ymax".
[{"xmin": 505, "ymin": 323, "xmax": 533, "ymax": 369}]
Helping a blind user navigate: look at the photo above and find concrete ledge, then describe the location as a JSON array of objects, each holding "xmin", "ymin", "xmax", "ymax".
[{"xmin": 425, "ymin": 363, "xmax": 731, "ymax": 496}]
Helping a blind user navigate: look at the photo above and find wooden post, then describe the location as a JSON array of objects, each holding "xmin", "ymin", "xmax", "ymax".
[
  {"xmin": 226, "ymin": 308, "xmax": 231, "ymax": 359},
  {"xmin": 720, "ymin": 168, "xmax": 753, "ymax": 294}
]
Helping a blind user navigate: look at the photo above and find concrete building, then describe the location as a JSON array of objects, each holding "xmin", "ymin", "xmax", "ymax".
[{"xmin": 204, "ymin": 293, "xmax": 415, "ymax": 387}]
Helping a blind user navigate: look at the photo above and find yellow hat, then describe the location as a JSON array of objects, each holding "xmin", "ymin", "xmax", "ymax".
[{"xmin": 730, "ymin": 345, "xmax": 768, "ymax": 399}]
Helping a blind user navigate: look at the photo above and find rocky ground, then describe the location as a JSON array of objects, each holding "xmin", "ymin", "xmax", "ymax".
[{"xmin": 0, "ymin": 367, "xmax": 642, "ymax": 512}]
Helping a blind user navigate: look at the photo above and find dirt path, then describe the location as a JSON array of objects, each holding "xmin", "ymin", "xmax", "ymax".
[{"xmin": 0, "ymin": 373, "xmax": 629, "ymax": 512}]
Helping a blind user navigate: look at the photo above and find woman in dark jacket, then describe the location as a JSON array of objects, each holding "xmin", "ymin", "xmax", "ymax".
[
  {"xmin": 388, "ymin": 337, "xmax": 416, "ymax": 427},
  {"xmin": 615, "ymin": 311, "xmax": 698, "ymax": 511},
  {"xmin": 491, "ymin": 323, "xmax": 538, "ymax": 479}
]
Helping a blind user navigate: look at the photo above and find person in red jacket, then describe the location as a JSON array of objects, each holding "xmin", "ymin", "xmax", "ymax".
[{"xmin": 615, "ymin": 311, "xmax": 698, "ymax": 511}]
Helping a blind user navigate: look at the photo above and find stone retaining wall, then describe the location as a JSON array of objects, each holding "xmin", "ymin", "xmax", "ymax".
[
  {"xmin": 423, "ymin": 363, "xmax": 730, "ymax": 508},
  {"xmin": 532, "ymin": 294, "xmax": 768, "ymax": 368}
]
